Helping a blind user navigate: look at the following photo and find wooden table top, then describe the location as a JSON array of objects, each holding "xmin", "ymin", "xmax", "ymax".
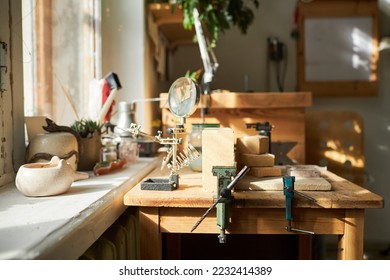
[
  {"xmin": 160, "ymin": 91, "xmax": 312, "ymax": 109},
  {"xmin": 124, "ymin": 164, "xmax": 384, "ymax": 210}
]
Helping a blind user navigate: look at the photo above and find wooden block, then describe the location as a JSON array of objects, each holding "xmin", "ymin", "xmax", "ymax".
[
  {"xmin": 237, "ymin": 153, "xmax": 275, "ymax": 167},
  {"xmin": 236, "ymin": 135, "xmax": 269, "ymax": 154},
  {"xmin": 235, "ymin": 175, "xmax": 332, "ymax": 191},
  {"xmin": 202, "ymin": 128, "xmax": 235, "ymax": 194},
  {"xmin": 286, "ymin": 165, "xmax": 321, "ymax": 178},
  {"xmin": 248, "ymin": 166, "xmax": 286, "ymax": 178}
]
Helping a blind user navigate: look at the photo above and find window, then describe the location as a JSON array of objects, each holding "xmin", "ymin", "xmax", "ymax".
[
  {"xmin": 23, "ymin": 0, "xmax": 102, "ymax": 125},
  {"xmin": 0, "ymin": 0, "xmax": 101, "ymax": 187}
]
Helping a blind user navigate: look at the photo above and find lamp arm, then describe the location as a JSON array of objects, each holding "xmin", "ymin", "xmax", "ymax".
[{"xmin": 193, "ymin": 8, "xmax": 219, "ymax": 94}]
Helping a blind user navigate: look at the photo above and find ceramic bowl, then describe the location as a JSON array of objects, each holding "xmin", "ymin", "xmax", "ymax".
[{"xmin": 15, "ymin": 156, "xmax": 88, "ymax": 197}]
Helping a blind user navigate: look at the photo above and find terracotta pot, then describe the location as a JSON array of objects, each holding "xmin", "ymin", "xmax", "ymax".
[{"xmin": 77, "ymin": 132, "xmax": 102, "ymax": 171}]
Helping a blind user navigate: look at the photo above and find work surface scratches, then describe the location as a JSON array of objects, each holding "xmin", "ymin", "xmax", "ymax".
[{"xmin": 235, "ymin": 175, "xmax": 332, "ymax": 191}]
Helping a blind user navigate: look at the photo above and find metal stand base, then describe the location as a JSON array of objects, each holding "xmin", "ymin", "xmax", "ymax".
[{"xmin": 140, "ymin": 174, "xmax": 179, "ymax": 191}]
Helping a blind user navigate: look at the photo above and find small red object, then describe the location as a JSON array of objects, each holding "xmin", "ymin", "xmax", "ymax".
[
  {"xmin": 93, "ymin": 159, "xmax": 126, "ymax": 176},
  {"xmin": 101, "ymin": 79, "xmax": 115, "ymax": 122}
]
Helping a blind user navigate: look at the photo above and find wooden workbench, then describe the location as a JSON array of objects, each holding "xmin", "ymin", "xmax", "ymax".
[
  {"xmin": 123, "ymin": 164, "xmax": 384, "ymax": 260},
  {"xmin": 160, "ymin": 91, "xmax": 312, "ymax": 164}
]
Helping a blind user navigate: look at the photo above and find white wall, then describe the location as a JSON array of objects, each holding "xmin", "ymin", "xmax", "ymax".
[
  {"xmin": 169, "ymin": 0, "xmax": 297, "ymax": 92},
  {"xmin": 102, "ymin": 0, "xmax": 149, "ymax": 130}
]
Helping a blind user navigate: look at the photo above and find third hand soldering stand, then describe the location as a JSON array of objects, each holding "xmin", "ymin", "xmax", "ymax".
[
  {"xmin": 190, "ymin": 165, "xmax": 250, "ymax": 243},
  {"xmin": 125, "ymin": 77, "xmax": 201, "ymax": 191},
  {"xmin": 282, "ymin": 176, "xmax": 315, "ymax": 234},
  {"xmin": 127, "ymin": 123, "xmax": 200, "ymax": 191}
]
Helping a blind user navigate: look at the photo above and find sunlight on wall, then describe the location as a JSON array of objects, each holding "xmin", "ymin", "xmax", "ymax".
[
  {"xmin": 351, "ymin": 27, "xmax": 372, "ymax": 72},
  {"xmin": 305, "ymin": 17, "xmax": 373, "ymax": 82},
  {"xmin": 324, "ymin": 150, "xmax": 365, "ymax": 168}
]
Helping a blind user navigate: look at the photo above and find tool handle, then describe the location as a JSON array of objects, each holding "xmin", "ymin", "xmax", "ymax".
[
  {"xmin": 283, "ymin": 176, "xmax": 295, "ymax": 221},
  {"xmin": 285, "ymin": 196, "xmax": 292, "ymax": 221}
]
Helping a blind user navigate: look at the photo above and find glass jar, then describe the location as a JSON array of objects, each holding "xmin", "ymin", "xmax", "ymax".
[
  {"xmin": 119, "ymin": 136, "xmax": 139, "ymax": 164},
  {"xmin": 100, "ymin": 143, "xmax": 118, "ymax": 162},
  {"xmin": 188, "ymin": 123, "xmax": 220, "ymax": 172}
]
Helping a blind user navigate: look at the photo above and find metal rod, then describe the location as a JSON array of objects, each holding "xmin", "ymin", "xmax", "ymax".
[
  {"xmin": 289, "ymin": 227, "xmax": 315, "ymax": 235},
  {"xmin": 226, "ymin": 165, "xmax": 250, "ymax": 191},
  {"xmin": 286, "ymin": 221, "xmax": 314, "ymax": 234},
  {"xmin": 294, "ymin": 190, "xmax": 317, "ymax": 203}
]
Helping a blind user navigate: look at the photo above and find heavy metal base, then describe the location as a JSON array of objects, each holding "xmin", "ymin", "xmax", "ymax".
[{"xmin": 140, "ymin": 174, "xmax": 179, "ymax": 191}]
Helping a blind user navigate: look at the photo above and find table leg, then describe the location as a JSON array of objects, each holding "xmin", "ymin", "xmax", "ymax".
[
  {"xmin": 338, "ymin": 209, "xmax": 364, "ymax": 260},
  {"xmin": 139, "ymin": 207, "xmax": 162, "ymax": 259}
]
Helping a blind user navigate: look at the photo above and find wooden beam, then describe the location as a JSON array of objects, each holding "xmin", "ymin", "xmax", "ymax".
[
  {"xmin": 35, "ymin": 0, "xmax": 53, "ymax": 117},
  {"xmin": 338, "ymin": 209, "xmax": 365, "ymax": 260},
  {"xmin": 139, "ymin": 207, "xmax": 162, "ymax": 260}
]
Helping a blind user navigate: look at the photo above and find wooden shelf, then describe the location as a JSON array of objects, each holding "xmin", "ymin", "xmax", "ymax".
[
  {"xmin": 160, "ymin": 91, "xmax": 312, "ymax": 164},
  {"xmin": 148, "ymin": 3, "xmax": 195, "ymax": 49},
  {"xmin": 160, "ymin": 91, "xmax": 312, "ymax": 109}
]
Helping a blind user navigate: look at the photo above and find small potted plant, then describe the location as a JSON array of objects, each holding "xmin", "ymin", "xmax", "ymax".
[{"xmin": 71, "ymin": 119, "xmax": 103, "ymax": 171}]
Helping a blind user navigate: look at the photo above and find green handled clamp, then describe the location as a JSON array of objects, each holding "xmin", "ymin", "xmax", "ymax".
[
  {"xmin": 213, "ymin": 166, "xmax": 236, "ymax": 243},
  {"xmin": 283, "ymin": 176, "xmax": 315, "ymax": 234},
  {"xmin": 191, "ymin": 165, "xmax": 250, "ymax": 243}
]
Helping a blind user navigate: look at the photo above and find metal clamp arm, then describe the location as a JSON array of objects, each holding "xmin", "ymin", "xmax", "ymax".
[{"xmin": 283, "ymin": 176, "xmax": 314, "ymax": 235}]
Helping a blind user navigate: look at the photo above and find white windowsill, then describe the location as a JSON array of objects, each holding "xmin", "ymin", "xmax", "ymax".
[{"xmin": 0, "ymin": 157, "xmax": 160, "ymax": 260}]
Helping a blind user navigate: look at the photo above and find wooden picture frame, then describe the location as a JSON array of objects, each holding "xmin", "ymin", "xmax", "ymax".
[{"xmin": 297, "ymin": 0, "xmax": 379, "ymax": 97}]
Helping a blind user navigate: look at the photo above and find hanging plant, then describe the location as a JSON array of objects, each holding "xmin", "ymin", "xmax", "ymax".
[{"xmin": 151, "ymin": 0, "xmax": 259, "ymax": 47}]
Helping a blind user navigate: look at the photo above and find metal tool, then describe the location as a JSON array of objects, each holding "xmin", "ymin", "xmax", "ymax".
[
  {"xmin": 282, "ymin": 176, "xmax": 315, "ymax": 234},
  {"xmin": 127, "ymin": 123, "xmax": 200, "ymax": 191},
  {"xmin": 191, "ymin": 165, "xmax": 250, "ymax": 243},
  {"xmin": 246, "ymin": 122, "xmax": 274, "ymax": 153},
  {"xmin": 193, "ymin": 8, "xmax": 219, "ymax": 120},
  {"xmin": 212, "ymin": 166, "xmax": 236, "ymax": 243},
  {"xmin": 123, "ymin": 77, "xmax": 201, "ymax": 191}
]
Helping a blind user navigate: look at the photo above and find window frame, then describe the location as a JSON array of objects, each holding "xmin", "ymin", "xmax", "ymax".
[
  {"xmin": 0, "ymin": 0, "xmax": 25, "ymax": 187},
  {"xmin": 24, "ymin": 0, "xmax": 102, "ymax": 125}
]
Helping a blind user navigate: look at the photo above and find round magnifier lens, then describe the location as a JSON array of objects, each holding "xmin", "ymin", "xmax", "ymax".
[{"xmin": 168, "ymin": 77, "xmax": 200, "ymax": 118}]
